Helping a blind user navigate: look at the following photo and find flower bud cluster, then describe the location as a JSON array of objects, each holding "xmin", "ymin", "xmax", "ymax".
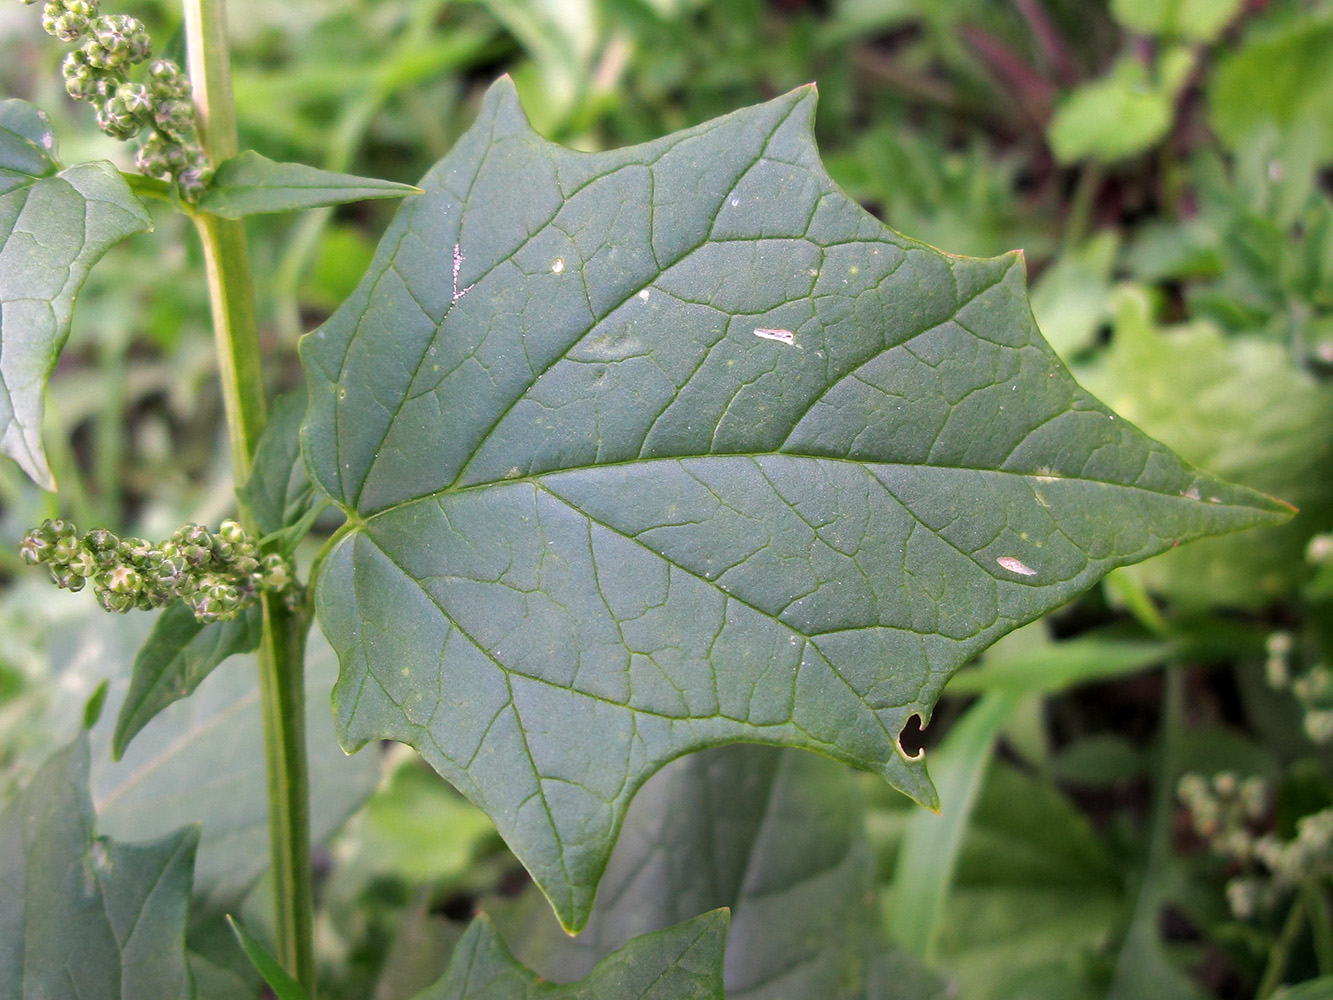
[
  {"xmin": 27, "ymin": 0, "xmax": 210, "ymax": 200},
  {"xmin": 1264, "ymin": 630, "xmax": 1333, "ymax": 745},
  {"xmin": 20, "ymin": 518, "xmax": 294, "ymax": 624},
  {"xmin": 1179, "ymin": 771, "xmax": 1333, "ymax": 920}
]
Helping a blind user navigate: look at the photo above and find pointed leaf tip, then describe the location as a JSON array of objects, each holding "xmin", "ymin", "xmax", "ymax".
[{"xmin": 302, "ymin": 77, "xmax": 1287, "ymax": 931}]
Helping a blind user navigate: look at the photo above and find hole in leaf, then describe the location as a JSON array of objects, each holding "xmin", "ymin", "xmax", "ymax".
[{"xmin": 898, "ymin": 714, "xmax": 926, "ymax": 758}]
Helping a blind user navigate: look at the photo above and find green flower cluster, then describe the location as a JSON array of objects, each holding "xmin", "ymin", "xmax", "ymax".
[
  {"xmin": 23, "ymin": 0, "xmax": 210, "ymax": 200},
  {"xmin": 1179, "ymin": 771, "xmax": 1333, "ymax": 920},
  {"xmin": 20, "ymin": 518, "xmax": 294, "ymax": 624}
]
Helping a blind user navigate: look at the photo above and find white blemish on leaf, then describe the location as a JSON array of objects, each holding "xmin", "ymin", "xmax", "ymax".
[
  {"xmin": 729, "ymin": 197, "xmax": 739, "ymax": 207},
  {"xmin": 638, "ymin": 289, "xmax": 650, "ymax": 302},
  {"xmin": 754, "ymin": 328, "xmax": 795, "ymax": 345},
  {"xmin": 1183, "ymin": 486, "xmax": 1201, "ymax": 500},
  {"xmin": 551, "ymin": 257, "xmax": 565, "ymax": 274},
  {"xmin": 997, "ymin": 556, "xmax": 1037, "ymax": 577},
  {"xmin": 451, "ymin": 244, "xmax": 474, "ymax": 302}
]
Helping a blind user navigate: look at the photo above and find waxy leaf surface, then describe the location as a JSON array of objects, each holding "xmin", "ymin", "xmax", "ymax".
[
  {"xmin": 301, "ymin": 77, "xmax": 1288, "ymax": 930},
  {"xmin": 414, "ymin": 911, "xmax": 727, "ymax": 1000},
  {"xmin": 501, "ymin": 745, "xmax": 948, "ymax": 1000},
  {"xmin": 198, "ymin": 150, "xmax": 421, "ymax": 219},
  {"xmin": 0, "ymin": 735, "xmax": 196, "ymax": 999},
  {"xmin": 0, "ymin": 99, "xmax": 151, "ymax": 489}
]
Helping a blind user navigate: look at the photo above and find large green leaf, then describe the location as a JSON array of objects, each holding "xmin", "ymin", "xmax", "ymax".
[
  {"xmin": 300, "ymin": 77, "xmax": 1288, "ymax": 930},
  {"xmin": 0, "ymin": 734, "xmax": 197, "ymax": 999},
  {"xmin": 414, "ymin": 911, "xmax": 728, "ymax": 1000},
  {"xmin": 0, "ymin": 99, "xmax": 151, "ymax": 490},
  {"xmin": 496, "ymin": 745, "xmax": 948, "ymax": 1000}
]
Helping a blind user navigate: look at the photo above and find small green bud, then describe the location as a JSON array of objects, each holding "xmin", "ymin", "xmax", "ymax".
[
  {"xmin": 153, "ymin": 97, "xmax": 195, "ymax": 140},
  {"xmin": 66, "ymin": 0, "xmax": 97, "ymax": 17},
  {"xmin": 218, "ymin": 519, "xmax": 247, "ymax": 546},
  {"xmin": 136, "ymin": 131, "xmax": 172, "ymax": 178},
  {"xmin": 18, "ymin": 530, "xmax": 49, "ymax": 564},
  {"xmin": 260, "ymin": 553, "xmax": 292, "ymax": 592},
  {"xmin": 52, "ymin": 533, "xmax": 81, "ymax": 563},
  {"xmin": 148, "ymin": 59, "xmax": 189, "ymax": 99},
  {"xmin": 180, "ymin": 523, "xmax": 212, "ymax": 548},
  {"xmin": 181, "ymin": 543, "xmax": 209, "ymax": 567},
  {"xmin": 153, "ymin": 556, "xmax": 187, "ymax": 591},
  {"xmin": 85, "ymin": 527, "xmax": 119, "ymax": 552},
  {"xmin": 103, "ymin": 564, "xmax": 141, "ymax": 595},
  {"xmin": 49, "ymin": 563, "xmax": 84, "ymax": 591},
  {"xmin": 91, "ymin": 13, "xmax": 142, "ymax": 53},
  {"xmin": 44, "ymin": 8, "xmax": 86, "ymax": 41},
  {"xmin": 95, "ymin": 585, "xmax": 135, "ymax": 614},
  {"xmin": 81, "ymin": 37, "xmax": 123, "ymax": 71},
  {"xmin": 69, "ymin": 546, "xmax": 97, "ymax": 578}
]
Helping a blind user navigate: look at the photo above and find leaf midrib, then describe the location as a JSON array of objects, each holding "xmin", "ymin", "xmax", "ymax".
[{"xmin": 349, "ymin": 454, "xmax": 1256, "ymax": 524}]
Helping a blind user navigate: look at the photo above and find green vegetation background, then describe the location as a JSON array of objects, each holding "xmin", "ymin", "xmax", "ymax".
[{"xmin": 5, "ymin": 1, "xmax": 1333, "ymax": 997}]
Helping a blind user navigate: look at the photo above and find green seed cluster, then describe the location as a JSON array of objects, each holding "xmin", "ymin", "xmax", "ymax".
[
  {"xmin": 1265, "ymin": 630, "xmax": 1333, "ymax": 745},
  {"xmin": 23, "ymin": 0, "xmax": 210, "ymax": 200},
  {"xmin": 1179, "ymin": 772, "xmax": 1333, "ymax": 919},
  {"xmin": 20, "ymin": 518, "xmax": 293, "ymax": 624}
]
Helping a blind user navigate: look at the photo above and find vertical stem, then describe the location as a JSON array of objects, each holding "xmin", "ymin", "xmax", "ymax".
[{"xmin": 181, "ymin": 0, "xmax": 316, "ymax": 992}]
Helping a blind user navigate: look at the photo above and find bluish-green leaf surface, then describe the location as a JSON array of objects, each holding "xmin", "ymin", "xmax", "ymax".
[
  {"xmin": 198, "ymin": 150, "xmax": 421, "ymax": 219},
  {"xmin": 0, "ymin": 99, "xmax": 151, "ymax": 489},
  {"xmin": 300, "ymin": 77, "xmax": 1290, "ymax": 930},
  {"xmin": 0, "ymin": 734, "xmax": 197, "ymax": 999},
  {"xmin": 498, "ymin": 745, "xmax": 948, "ymax": 1000},
  {"xmin": 414, "ymin": 911, "xmax": 728, "ymax": 1000}
]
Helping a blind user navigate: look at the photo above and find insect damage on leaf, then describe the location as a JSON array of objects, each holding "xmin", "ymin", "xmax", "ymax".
[{"xmin": 300, "ymin": 76, "xmax": 1290, "ymax": 932}]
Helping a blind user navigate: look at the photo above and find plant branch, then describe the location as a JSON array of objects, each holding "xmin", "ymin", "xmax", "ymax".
[{"xmin": 182, "ymin": 0, "xmax": 315, "ymax": 992}]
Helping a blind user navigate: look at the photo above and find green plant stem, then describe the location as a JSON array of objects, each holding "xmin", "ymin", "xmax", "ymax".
[
  {"xmin": 182, "ymin": 0, "xmax": 316, "ymax": 992},
  {"xmin": 1305, "ymin": 881, "xmax": 1333, "ymax": 976},
  {"xmin": 1258, "ymin": 892, "xmax": 1308, "ymax": 999}
]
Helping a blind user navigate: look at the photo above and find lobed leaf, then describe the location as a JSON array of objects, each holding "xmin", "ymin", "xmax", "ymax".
[
  {"xmin": 0, "ymin": 99, "xmax": 151, "ymax": 489},
  {"xmin": 300, "ymin": 77, "xmax": 1290, "ymax": 930},
  {"xmin": 0, "ymin": 734, "xmax": 197, "ymax": 999},
  {"xmin": 198, "ymin": 150, "xmax": 421, "ymax": 219},
  {"xmin": 414, "ymin": 911, "xmax": 728, "ymax": 1000}
]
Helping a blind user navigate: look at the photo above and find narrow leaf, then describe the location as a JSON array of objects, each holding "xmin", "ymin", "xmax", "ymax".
[
  {"xmin": 199, "ymin": 150, "xmax": 421, "ymax": 219},
  {"xmin": 227, "ymin": 915, "xmax": 310, "ymax": 1000},
  {"xmin": 414, "ymin": 911, "xmax": 728, "ymax": 1000},
  {"xmin": 888, "ymin": 691, "xmax": 1016, "ymax": 959},
  {"xmin": 0, "ymin": 734, "xmax": 197, "ymax": 999},
  {"xmin": 0, "ymin": 113, "xmax": 151, "ymax": 488},
  {"xmin": 301, "ymin": 76, "xmax": 1290, "ymax": 931},
  {"xmin": 112, "ymin": 602, "xmax": 263, "ymax": 759}
]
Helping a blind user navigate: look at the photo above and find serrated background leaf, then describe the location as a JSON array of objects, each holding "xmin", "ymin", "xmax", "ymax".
[
  {"xmin": 300, "ymin": 77, "xmax": 1288, "ymax": 930},
  {"xmin": 414, "ymin": 911, "xmax": 728, "ymax": 1000},
  {"xmin": 0, "ymin": 735, "xmax": 197, "ymax": 1000},
  {"xmin": 23, "ymin": 600, "xmax": 379, "ymax": 912},
  {"xmin": 496, "ymin": 745, "xmax": 948, "ymax": 1000},
  {"xmin": 0, "ymin": 101, "xmax": 151, "ymax": 489}
]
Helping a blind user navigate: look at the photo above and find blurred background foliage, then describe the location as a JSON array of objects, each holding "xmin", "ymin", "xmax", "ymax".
[{"xmin": 6, "ymin": 0, "xmax": 1333, "ymax": 997}]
